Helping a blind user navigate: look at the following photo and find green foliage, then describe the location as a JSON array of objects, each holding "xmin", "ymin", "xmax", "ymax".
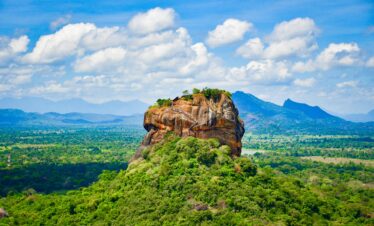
[
  {"xmin": 156, "ymin": 98, "xmax": 172, "ymax": 107},
  {"xmin": 182, "ymin": 90, "xmax": 189, "ymax": 96},
  {"xmin": 192, "ymin": 88, "xmax": 200, "ymax": 94},
  {"xmin": 234, "ymin": 157, "xmax": 257, "ymax": 176},
  {"xmin": 0, "ymin": 126, "xmax": 142, "ymax": 195},
  {"xmin": 181, "ymin": 87, "xmax": 232, "ymax": 102},
  {"xmin": 242, "ymin": 134, "xmax": 374, "ymax": 159},
  {"xmin": 0, "ymin": 136, "xmax": 373, "ymax": 225},
  {"xmin": 201, "ymin": 87, "xmax": 232, "ymax": 100}
]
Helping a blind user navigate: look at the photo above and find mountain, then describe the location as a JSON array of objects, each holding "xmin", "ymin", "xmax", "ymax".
[
  {"xmin": 232, "ymin": 91, "xmax": 374, "ymax": 135},
  {"xmin": 283, "ymin": 99, "xmax": 338, "ymax": 120},
  {"xmin": 0, "ymin": 97, "xmax": 149, "ymax": 116},
  {"xmin": 2, "ymin": 92, "xmax": 374, "ymax": 134},
  {"xmin": 0, "ymin": 109, "xmax": 143, "ymax": 127},
  {"xmin": 342, "ymin": 109, "xmax": 374, "ymax": 122}
]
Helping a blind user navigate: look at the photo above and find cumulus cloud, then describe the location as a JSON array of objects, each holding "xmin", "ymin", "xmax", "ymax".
[
  {"xmin": 206, "ymin": 19, "xmax": 252, "ymax": 47},
  {"xmin": 366, "ymin": 57, "xmax": 374, "ymax": 67},
  {"xmin": 9, "ymin": 36, "xmax": 29, "ymax": 53},
  {"xmin": 235, "ymin": 38, "xmax": 263, "ymax": 59},
  {"xmin": 237, "ymin": 17, "xmax": 319, "ymax": 60},
  {"xmin": 0, "ymin": 35, "xmax": 29, "ymax": 63},
  {"xmin": 74, "ymin": 47, "xmax": 127, "ymax": 72},
  {"xmin": 293, "ymin": 77, "xmax": 316, "ymax": 87},
  {"xmin": 81, "ymin": 26, "xmax": 127, "ymax": 51},
  {"xmin": 0, "ymin": 65, "xmax": 34, "ymax": 94},
  {"xmin": 315, "ymin": 43, "xmax": 360, "ymax": 70},
  {"xmin": 50, "ymin": 14, "xmax": 72, "ymax": 30},
  {"xmin": 264, "ymin": 18, "xmax": 319, "ymax": 59},
  {"xmin": 336, "ymin": 80, "xmax": 358, "ymax": 88},
  {"xmin": 23, "ymin": 23, "xmax": 96, "ymax": 64},
  {"xmin": 291, "ymin": 60, "xmax": 315, "ymax": 73},
  {"xmin": 292, "ymin": 42, "xmax": 361, "ymax": 72},
  {"xmin": 268, "ymin": 17, "xmax": 319, "ymax": 42},
  {"xmin": 179, "ymin": 43, "xmax": 209, "ymax": 74},
  {"xmin": 229, "ymin": 60, "xmax": 291, "ymax": 84},
  {"xmin": 1, "ymin": 8, "xmax": 372, "ymax": 105},
  {"xmin": 128, "ymin": 7, "xmax": 176, "ymax": 34}
]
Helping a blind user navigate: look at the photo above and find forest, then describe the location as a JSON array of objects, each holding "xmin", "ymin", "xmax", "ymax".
[{"xmin": 0, "ymin": 126, "xmax": 373, "ymax": 225}]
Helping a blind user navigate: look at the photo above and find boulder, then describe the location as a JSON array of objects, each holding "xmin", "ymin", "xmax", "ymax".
[
  {"xmin": 0, "ymin": 208, "xmax": 8, "ymax": 218},
  {"xmin": 139, "ymin": 93, "xmax": 244, "ymax": 156}
]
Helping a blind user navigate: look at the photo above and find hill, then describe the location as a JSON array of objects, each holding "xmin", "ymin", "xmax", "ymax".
[
  {"xmin": 0, "ymin": 136, "xmax": 371, "ymax": 225},
  {"xmin": 0, "ymin": 97, "xmax": 149, "ymax": 116}
]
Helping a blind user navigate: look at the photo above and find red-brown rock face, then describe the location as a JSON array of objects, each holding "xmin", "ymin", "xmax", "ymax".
[{"xmin": 140, "ymin": 93, "xmax": 245, "ymax": 156}]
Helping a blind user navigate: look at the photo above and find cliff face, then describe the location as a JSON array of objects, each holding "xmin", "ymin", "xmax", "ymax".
[{"xmin": 140, "ymin": 93, "xmax": 245, "ymax": 156}]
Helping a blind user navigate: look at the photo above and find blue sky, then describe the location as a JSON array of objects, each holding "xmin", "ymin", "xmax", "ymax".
[{"xmin": 0, "ymin": 0, "xmax": 373, "ymax": 114}]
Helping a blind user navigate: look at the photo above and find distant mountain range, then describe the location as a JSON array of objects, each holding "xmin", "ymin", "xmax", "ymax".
[
  {"xmin": 231, "ymin": 91, "xmax": 374, "ymax": 134},
  {"xmin": 0, "ymin": 97, "xmax": 149, "ymax": 116},
  {"xmin": 1, "ymin": 92, "xmax": 373, "ymax": 134},
  {"xmin": 342, "ymin": 110, "xmax": 374, "ymax": 123},
  {"xmin": 0, "ymin": 109, "xmax": 143, "ymax": 127}
]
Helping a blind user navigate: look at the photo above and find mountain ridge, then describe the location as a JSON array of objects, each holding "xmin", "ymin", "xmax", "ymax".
[
  {"xmin": 0, "ymin": 97, "xmax": 149, "ymax": 116},
  {"xmin": 231, "ymin": 91, "xmax": 373, "ymax": 134},
  {"xmin": 283, "ymin": 98, "xmax": 339, "ymax": 120},
  {"xmin": 342, "ymin": 109, "xmax": 374, "ymax": 122},
  {"xmin": 1, "ymin": 91, "xmax": 373, "ymax": 134},
  {"xmin": 0, "ymin": 109, "xmax": 143, "ymax": 126}
]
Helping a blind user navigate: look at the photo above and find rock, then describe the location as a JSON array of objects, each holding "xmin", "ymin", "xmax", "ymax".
[
  {"xmin": 138, "ymin": 93, "xmax": 244, "ymax": 156},
  {"xmin": 0, "ymin": 208, "xmax": 8, "ymax": 218}
]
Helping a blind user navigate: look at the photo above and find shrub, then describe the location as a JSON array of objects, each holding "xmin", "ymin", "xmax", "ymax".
[
  {"xmin": 156, "ymin": 98, "xmax": 172, "ymax": 107},
  {"xmin": 234, "ymin": 158, "xmax": 257, "ymax": 176}
]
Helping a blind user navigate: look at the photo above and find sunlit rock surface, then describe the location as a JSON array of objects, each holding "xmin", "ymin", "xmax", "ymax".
[{"xmin": 139, "ymin": 93, "xmax": 244, "ymax": 157}]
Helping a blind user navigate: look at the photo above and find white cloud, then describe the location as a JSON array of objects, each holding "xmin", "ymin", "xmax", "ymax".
[
  {"xmin": 316, "ymin": 43, "xmax": 360, "ymax": 70},
  {"xmin": 10, "ymin": 74, "xmax": 32, "ymax": 85},
  {"xmin": 0, "ymin": 35, "xmax": 30, "ymax": 63},
  {"xmin": 291, "ymin": 60, "xmax": 315, "ymax": 73},
  {"xmin": 9, "ymin": 35, "xmax": 29, "ymax": 53},
  {"xmin": 30, "ymin": 81, "xmax": 70, "ymax": 95},
  {"xmin": 264, "ymin": 18, "xmax": 319, "ymax": 59},
  {"xmin": 268, "ymin": 17, "xmax": 319, "ymax": 42},
  {"xmin": 366, "ymin": 57, "xmax": 374, "ymax": 67},
  {"xmin": 236, "ymin": 17, "xmax": 319, "ymax": 60},
  {"xmin": 23, "ymin": 23, "xmax": 96, "ymax": 64},
  {"xmin": 128, "ymin": 7, "xmax": 176, "ymax": 34},
  {"xmin": 336, "ymin": 80, "xmax": 358, "ymax": 88},
  {"xmin": 293, "ymin": 77, "xmax": 316, "ymax": 87},
  {"xmin": 229, "ymin": 59, "xmax": 291, "ymax": 84},
  {"xmin": 179, "ymin": 43, "xmax": 209, "ymax": 74},
  {"xmin": 0, "ymin": 65, "xmax": 34, "ymax": 92},
  {"xmin": 81, "ymin": 26, "xmax": 126, "ymax": 51},
  {"xmin": 50, "ymin": 14, "xmax": 72, "ymax": 30},
  {"xmin": 292, "ymin": 42, "xmax": 361, "ymax": 72},
  {"xmin": 1, "ymin": 10, "xmax": 371, "ymax": 105},
  {"xmin": 74, "ymin": 47, "xmax": 127, "ymax": 72},
  {"xmin": 236, "ymin": 37, "xmax": 263, "ymax": 59},
  {"xmin": 264, "ymin": 36, "xmax": 318, "ymax": 59},
  {"xmin": 206, "ymin": 19, "xmax": 252, "ymax": 47}
]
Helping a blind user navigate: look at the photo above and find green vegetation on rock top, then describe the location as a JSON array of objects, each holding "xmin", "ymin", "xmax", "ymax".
[{"xmin": 150, "ymin": 88, "xmax": 232, "ymax": 109}]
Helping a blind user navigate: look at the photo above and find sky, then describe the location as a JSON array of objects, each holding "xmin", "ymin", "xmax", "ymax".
[{"xmin": 0, "ymin": 0, "xmax": 373, "ymax": 114}]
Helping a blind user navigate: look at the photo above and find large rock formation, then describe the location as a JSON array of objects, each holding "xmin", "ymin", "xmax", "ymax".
[
  {"xmin": 139, "ymin": 93, "xmax": 245, "ymax": 156},
  {"xmin": 0, "ymin": 208, "xmax": 8, "ymax": 218}
]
